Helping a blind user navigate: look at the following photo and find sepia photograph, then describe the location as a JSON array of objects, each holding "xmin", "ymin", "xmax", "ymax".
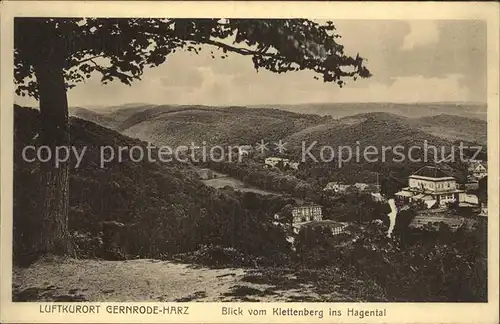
[{"xmin": 1, "ymin": 1, "xmax": 499, "ymax": 323}]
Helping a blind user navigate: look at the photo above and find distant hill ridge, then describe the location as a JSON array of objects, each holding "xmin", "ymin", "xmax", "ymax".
[
  {"xmin": 250, "ymin": 102, "xmax": 487, "ymax": 121},
  {"xmin": 69, "ymin": 103, "xmax": 487, "ymax": 148}
]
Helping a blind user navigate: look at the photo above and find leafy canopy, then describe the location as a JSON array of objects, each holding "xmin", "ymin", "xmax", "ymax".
[{"xmin": 14, "ymin": 18, "xmax": 371, "ymax": 99}]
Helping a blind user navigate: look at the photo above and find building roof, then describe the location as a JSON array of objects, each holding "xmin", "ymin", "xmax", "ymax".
[
  {"xmin": 323, "ymin": 181, "xmax": 348, "ymax": 189},
  {"xmin": 467, "ymin": 175, "xmax": 479, "ymax": 182},
  {"xmin": 395, "ymin": 190, "xmax": 414, "ymax": 197},
  {"xmin": 303, "ymin": 220, "xmax": 347, "ymax": 229},
  {"xmin": 352, "ymin": 183, "xmax": 380, "ymax": 191},
  {"xmin": 413, "ymin": 193, "xmax": 434, "ymax": 201},
  {"xmin": 265, "ymin": 157, "xmax": 289, "ymax": 161},
  {"xmin": 293, "ymin": 204, "xmax": 322, "ymax": 209},
  {"xmin": 411, "ymin": 166, "xmax": 454, "ymax": 179},
  {"xmin": 424, "ymin": 200, "xmax": 437, "ymax": 209},
  {"xmin": 458, "ymin": 202, "xmax": 477, "ymax": 208},
  {"xmin": 468, "ymin": 161, "xmax": 487, "ymax": 170},
  {"xmin": 474, "ymin": 164, "xmax": 487, "ymax": 171}
]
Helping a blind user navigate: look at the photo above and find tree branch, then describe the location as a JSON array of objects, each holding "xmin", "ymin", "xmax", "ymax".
[
  {"xmin": 74, "ymin": 55, "xmax": 104, "ymax": 66},
  {"xmin": 201, "ymin": 39, "xmax": 267, "ymax": 56}
]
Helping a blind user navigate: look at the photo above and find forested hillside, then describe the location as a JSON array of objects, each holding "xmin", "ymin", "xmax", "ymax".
[
  {"xmin": 411, "ymin": 114, "xmax": 488, "ymax": 145},
  {"xmin": 14, "ymin": 106, "xmax": 291, "ymax": 265},
  {"xmin": 71, "ymin": 104, "xmax": 487, "ymax": 150},
  {"xmin": 120, "ymin": 106, "xmax": 326, "ymax": 148}
]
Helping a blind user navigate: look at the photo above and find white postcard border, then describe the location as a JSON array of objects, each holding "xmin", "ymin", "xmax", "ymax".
[{"xmin": 1, "ymin": 2, "xmax": 499, "ymax": 323}]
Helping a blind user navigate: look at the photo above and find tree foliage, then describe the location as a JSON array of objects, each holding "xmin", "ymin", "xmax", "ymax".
[
  {"xmin": 15, "ymin": 18, "xmax": 371, "ymax": 98},
  {"xmin": 14, "ymin": 17, "xmax": 371, "ymax": 258},
  {"xmin": 293, "ymin": 220, "xmax": 487, "ymax": 302}
]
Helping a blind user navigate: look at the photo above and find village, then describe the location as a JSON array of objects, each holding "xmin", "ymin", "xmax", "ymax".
[{"xmin": 197, "ymin": 149, "xmax": 488, "ymax": 241}]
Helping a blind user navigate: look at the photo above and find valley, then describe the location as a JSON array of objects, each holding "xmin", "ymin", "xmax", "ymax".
[{"xmin": 14, "ymin": 103, "xmax": 488, "ymax": 303}]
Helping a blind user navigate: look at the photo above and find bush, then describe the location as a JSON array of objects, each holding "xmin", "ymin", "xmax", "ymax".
[
  {"xmin": 72, "ymin": 231, "xmax": 103, "ymax": 258},
  {"xmin": 173, "ymin": 244, "xmax": 255, "ymax": 268}
]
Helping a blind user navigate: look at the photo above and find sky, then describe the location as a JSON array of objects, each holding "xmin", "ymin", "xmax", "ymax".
[{"xmin": 15, "ymin": 19, "xmax": 487, "ymax": 108}]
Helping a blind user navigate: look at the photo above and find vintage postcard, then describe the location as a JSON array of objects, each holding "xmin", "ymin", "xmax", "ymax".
[{"xmin": 1, "ymin": 1, "xmax": 499, "ymax": 323}]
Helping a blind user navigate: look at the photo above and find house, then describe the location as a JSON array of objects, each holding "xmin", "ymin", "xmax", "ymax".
[
  {"xmin": 292, "ymin": 220, "xmax": 348, "ymax": 235},
  {"xmin": 458, "ymin": 193, "xmax": 479, "ymax": 204},
  {"xmin": 289, "ymin": 162, "xmax": 300, "ymax": 170},
  {"xmin": 458, "ymin": 193, "xmax": 480, "ymax": 208},
  {"xmin": 264, "ymin": 157, "xmax": 289, "ymax": 169},
  {"xmin": 464, "ymin": 175, "xmax": 479, "ymax": 191},
  {"xmin": 323, "ymin": 181, "xmax": 381, "ymax": 196},
  {"xmin": 323, "ymin": 181, "xmax": 349, "ymax": 193},
  {"xmin": 352, "ymin": 183, "xmax": 381, "ymax": 193},
  {"xmin": 264, "ymin": 157, "xmax": 300, "ymax": 170},
  {"xmin": 291, "ymin": 204, "xmax": 323, "ymax": 224},
  {"xmin": 468, "ymin": 161, "xmax": 487, "ymax": 179},
  {"xmin": 395, "ymin": 166, "xmax": 464, "ymax": 208},
  {"xmin": 265, "ymin": 157, "xmax": 289, "ymax": 167}
]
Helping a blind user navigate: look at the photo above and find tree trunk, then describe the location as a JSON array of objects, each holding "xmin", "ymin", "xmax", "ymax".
[{"xmin": 32, "ymin": 50, "xmax": 75, "ymax": 257}]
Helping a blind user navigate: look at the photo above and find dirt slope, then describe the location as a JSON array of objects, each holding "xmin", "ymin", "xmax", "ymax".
[{"xmin": 13, "ymin": 258, "xmax": 338, "ymax": 302}]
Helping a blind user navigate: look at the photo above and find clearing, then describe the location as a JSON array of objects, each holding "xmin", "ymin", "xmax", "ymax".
[{"xmin": 12, "ymin": 258, "xmax": 353, "ymax": 302}]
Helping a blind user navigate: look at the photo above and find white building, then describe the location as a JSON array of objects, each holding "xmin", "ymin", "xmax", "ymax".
[
  {"xmin": 323, "ymin": 181, "xmax": 349, "ymax": 193},
  {"xmin": 291, "ymin": 205, "xmax": 323, "ymax": 224},
  {"xmin": 352, "ymin": 183, "xmax": 381, "ymax": 193},
  {"xmin": 264, "ymin": 157, "xmax": 299, "ymax": 170},
  {"xmin": 458, "ymin": 193, "xmax": 479, "ymax": 206},
  {"xmin": 468, "ymin": 161, "xmax": 487, "ymax": 179},
  {"xmin": 292, "ymin": 220, "xmax": 348, "ymax": 236},
  {"xmin": 465, "ymin": 175, "xmax": 480, "ymax": 191},
  {"xmin": 265, "ymin": 157, "xmax": 289, "ymax": 167},
  {"xmin": 288, "ymin": 162, "xmax": 300, "ymax": 170},
  {"xmin": 395, "ymin": 166, "xmax": 464, "ymax": 208}
]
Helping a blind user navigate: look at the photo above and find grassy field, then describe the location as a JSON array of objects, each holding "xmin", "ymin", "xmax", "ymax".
[{"xmin": 201, "ymin": 174, "xmax": 285, "ymax": 196}]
